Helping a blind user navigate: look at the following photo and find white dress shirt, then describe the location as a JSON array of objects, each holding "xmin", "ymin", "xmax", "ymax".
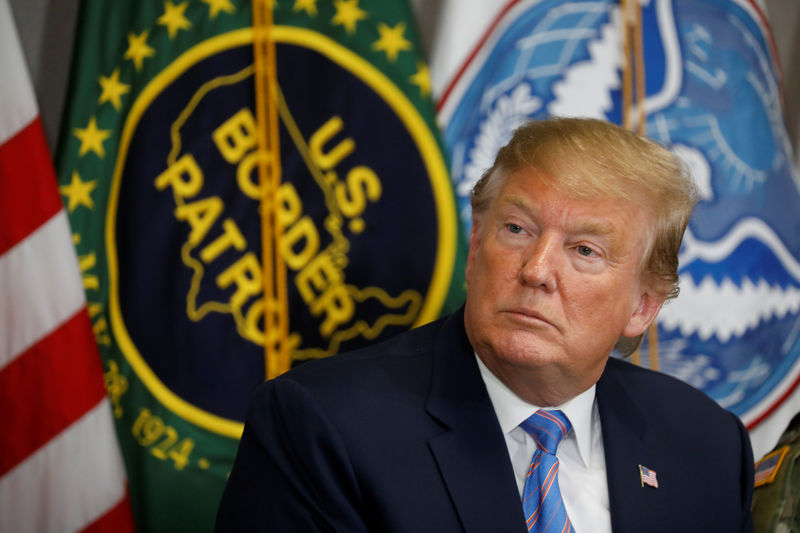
[{"xmin": 476, "ymin": 355, "xmax": 612, "ymax": 533}]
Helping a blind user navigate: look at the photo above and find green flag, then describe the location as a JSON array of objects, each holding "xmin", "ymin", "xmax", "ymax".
[{"xmin": 56, "ymin": 0, "xmax": 465, "ymax": 530}]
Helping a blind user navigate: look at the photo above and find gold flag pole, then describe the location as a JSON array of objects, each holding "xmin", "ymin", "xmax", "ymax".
[
  {"xmin": 253, "ymin": 0, "xmax": 290, "ymax": 379},
  {"xmin": 621, "ymin": 0, "xmax": 659, "ymax": 370},
  {"xmin": 631, "ymin": 0, "xmax": 660, "ymax": 371},
  {"xmin": 633, "ymin": 0, "xmax": 647, "ymax": 137},
  {"xmin": 620, "ymin": 0, "xmax": 634, "ymax": 132},
  {"xmin": 620, "ymin": 0, "xmax": 647, "ymax": 134}
]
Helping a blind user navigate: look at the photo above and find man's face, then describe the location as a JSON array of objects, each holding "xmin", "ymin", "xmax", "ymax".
[{"xmin": 464, "ymin": 168, "xmax": 664, "ymax": 403}]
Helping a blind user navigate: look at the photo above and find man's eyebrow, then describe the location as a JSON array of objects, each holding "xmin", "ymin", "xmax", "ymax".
[
  {"xmin": 502, "ymin": 194, "xmax": 616, "ymax": 237},
  {"xmin": 574, "ymin": 219, "xmax": 615, "ymax": 237},
  {"xmin": 503, "ymin": 195, "xmax": 534, "ymax": 213}
]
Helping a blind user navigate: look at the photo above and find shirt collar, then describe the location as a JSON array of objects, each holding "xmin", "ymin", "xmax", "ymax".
[{"xmin": 475, "ymin": 353, "xmax": 596, "ymax": 468}]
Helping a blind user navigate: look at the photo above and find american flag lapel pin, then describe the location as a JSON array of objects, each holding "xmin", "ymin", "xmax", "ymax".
[{"xmin": 639, "ymin": 464, "xmax": 659, "ymax": 488}]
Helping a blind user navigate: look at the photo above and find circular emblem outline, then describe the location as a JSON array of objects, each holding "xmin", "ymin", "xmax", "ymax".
[{"xmin": 107, "ymin": 27, "xmax": 457, "ymax": 438}]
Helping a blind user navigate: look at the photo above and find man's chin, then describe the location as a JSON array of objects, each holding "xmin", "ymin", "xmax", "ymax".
[{"xmin": 481, "ymin": 336, "xmax": 565, "ymax": 370}]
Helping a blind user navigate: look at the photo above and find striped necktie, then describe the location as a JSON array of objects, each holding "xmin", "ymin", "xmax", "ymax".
[{"xmin": 520, "ymin": 409, "xmax": 575, "ymax": 533}]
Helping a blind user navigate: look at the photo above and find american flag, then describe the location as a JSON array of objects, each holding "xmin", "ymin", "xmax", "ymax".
[
  {"xmin": 754, "ymin": 457, "xmax": 778, "ymax": 485},
  {"xmin": 754, "ymin": 447, "xmax": 786, "ymax": 487},
  {"xmin": 0, "ymin": 1, "xmax": 134, "ymax": 530},
  {"xmin": 639, "ymin": 465, "xmax": 659, "ymax": 488}
]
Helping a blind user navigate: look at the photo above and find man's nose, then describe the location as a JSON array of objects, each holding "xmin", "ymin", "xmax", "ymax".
[{"xmin": 518, "ymin": 235, "xmax": 559, "ymax": 291}]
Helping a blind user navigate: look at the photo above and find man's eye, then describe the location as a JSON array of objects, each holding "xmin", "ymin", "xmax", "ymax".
[
  {"xmin": 507, "ymin": 224, "xmax": 523, "ymax": 234},
  {"xmin": 577, "ymin": 245, "xmax": 594, "ymax": 256}
]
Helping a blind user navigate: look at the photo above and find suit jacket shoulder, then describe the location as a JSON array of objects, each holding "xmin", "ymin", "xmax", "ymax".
[
  {"xmin": 598, "ymin": 357, "xmax": 754, "ymax": 533},
  {"xmin": 216, "ymin": 311, "xmax": 526, "ymax": 533}
]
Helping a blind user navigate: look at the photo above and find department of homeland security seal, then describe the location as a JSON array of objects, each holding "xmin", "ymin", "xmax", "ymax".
[
  {"xmin": 108, "ymin": 27, "xmax": 457, "ymax": 437},
  {"xmin": 439, "ymin": 0, "xmax": 800, "ymax": 429}
]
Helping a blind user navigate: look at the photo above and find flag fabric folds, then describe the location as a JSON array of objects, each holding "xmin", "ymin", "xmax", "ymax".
[
  {"xmin": 431, "ymin": 0, "xmax": 800, "ymax": 461},
  {"xmin": 56, "ymin": 0, "xmax": 463, "ymax": 529},
  {"xmin": 0, "ymin": 0, "xmax": 135, "ymax": 531}
]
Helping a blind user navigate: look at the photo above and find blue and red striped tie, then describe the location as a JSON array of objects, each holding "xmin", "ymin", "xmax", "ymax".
[{"xmin": 520, "ymin": 410, "xmax": 575, "ymax": 533}]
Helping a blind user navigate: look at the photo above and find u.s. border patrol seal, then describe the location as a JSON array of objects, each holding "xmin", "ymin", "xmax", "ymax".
[{"xmin": 109, "ymin": 28, "xmax": 456, "ymax": 437}]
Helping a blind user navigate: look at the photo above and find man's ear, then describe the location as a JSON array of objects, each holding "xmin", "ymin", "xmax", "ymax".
[
  {"xmin": 622, "ymin": 290, "xmax": 665, "ymax": 338},
  {"xmin": 465, "ymin": 217, "xmax": 482, "ymax": 284}
]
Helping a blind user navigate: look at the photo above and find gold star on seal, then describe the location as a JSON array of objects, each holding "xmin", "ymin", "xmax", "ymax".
[
  {"xmin": 372, "ymin": 22, "xmax": 412, "ymax": 62},
  {"xmin": 409, "ymin": 61, "xmax": 431, "ymax": 97},
  {"xmin": 60, "ymin": 171, "xmax": 97, "ymax": 212},
  {"xmin": 331, "ymin": 0, "xmax": 367, "ymax": 34},
  {"xmin": 293, "ymin": 0, "xmax": 318, "ymax": 16},
  {"xmin": 158, "ymin": 1, "xmax": 192, "ymax": 39},
  {"xmin": 201, "ymin": 0, "xmax": 234, "ymax": 19},
  {"xmin": 98, "ymin": 68, "xmax": 130, "ymax": 110},
  {"xmin": 74, "ymin": 117, "xmax": 111, "ymax": 158},
  {"xmin": 124, "ymin": 31, "xmax": 156, "ymax": 71}
]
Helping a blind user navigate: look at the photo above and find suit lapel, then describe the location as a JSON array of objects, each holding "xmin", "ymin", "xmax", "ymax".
[
  {"xmin": 597, "ymin": 359, "xmax": 669, "ymax": 533},
  {"xmin": 425, "ymin": 311, "xmax": 526, "ymax": 533}
]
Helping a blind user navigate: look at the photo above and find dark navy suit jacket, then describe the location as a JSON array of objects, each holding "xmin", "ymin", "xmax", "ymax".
[{"xmin": 216, "ymin": 309, "xmax": 754, "ymax": 532}]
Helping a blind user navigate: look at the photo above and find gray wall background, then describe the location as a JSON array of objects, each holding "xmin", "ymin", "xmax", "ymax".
[{"xmin": 8, "ymin": 0, "xmax": 800, "ymax": 162}]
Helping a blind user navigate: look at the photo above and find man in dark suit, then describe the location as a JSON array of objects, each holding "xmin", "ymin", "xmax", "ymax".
[{"xmin": 216, "ymin": 118, "xmax": 754, "ymax": 532}]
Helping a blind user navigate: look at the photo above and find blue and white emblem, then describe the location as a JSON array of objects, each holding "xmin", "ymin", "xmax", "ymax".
[{"xmin": 439, "ymin": 0, "xmax": 800, "ymax": 427}]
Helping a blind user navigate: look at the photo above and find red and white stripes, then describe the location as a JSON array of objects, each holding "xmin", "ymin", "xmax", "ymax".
[{"xmin": 0, "ymin": 1, "xmax": 134, "ymax": 531}]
